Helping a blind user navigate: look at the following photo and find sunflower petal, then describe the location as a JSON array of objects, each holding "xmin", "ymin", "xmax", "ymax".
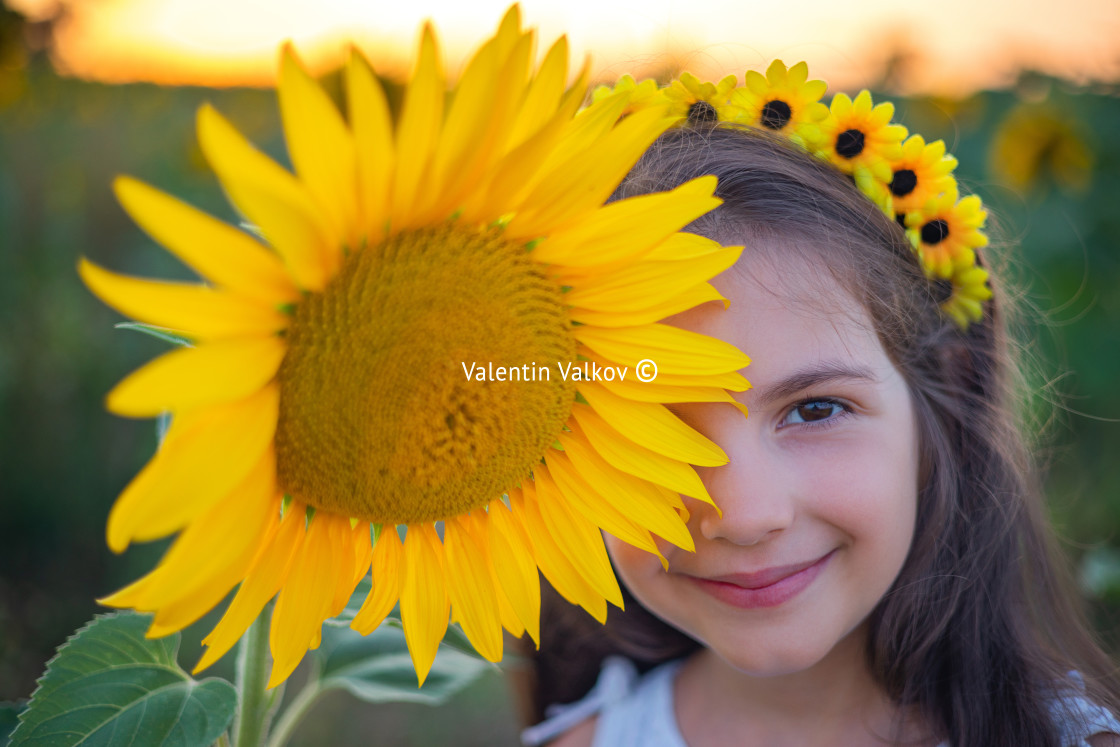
[
  {"xmin": 555, "ymin": 428, "xmax": 697, "ymax": 547},
  {"xmin": 194, "ymin": 506, "xmax": 305, "ymax": 673},
  {"xmin": 516, "ymin": 484, "xmax": 607, "ymax": 622},
  {"xmin": 485, "ymin": 499, "xmax": 541, "ymax": 644},
  {"xmin": 392, "ymin": 24, "xmax": 445, "ymax": 230},
  {"xmin": 269, "ymin": 513, "xmax": 350, "ymax": 687},
  {"xmin": 533, "ymin": 466, "xmax": 623, "ymax": 608},
  {"xmin": 570, "ymin": 405, "xmax": 713, "ymax": 503},
  {"xmin": 400, "ymin": 524, "xmax": 450, "ymax": 686},
  {"xmin": 196, "ymin": 104, "xmax": 336, "ymax": 291},
  {"xmin": 113, "ymin": 176, "xmax": 299, "ymax": 306},
  {"xmin": 444, "ymin": 517, "xmax": 503, "ymax": 662},
  {"xmin": 578, "ymin": 382, "xmax": 726, "ymax": 467},
  {"xmin": 104, "ymin": 452, "xmax": 279, "ymax": 636},
  {"xmin": 346, "ymin": 48, "xmax": 395, "ymax": 242},
  {"xmin": 107, "ymin": 336, "xmax": 285, "ymax": 417},
  {"xmin": 351, "ymin": 526, "xmax": 403, "ymax": 635},
  {"xmin": 576, "ymin": 322, "xmax": 749, "ymax": 376},
  {"xmin": 532, "ymin": 177, "xmax": 722, "ymax": 266},
  {"xmin": 546, "ymin": 449, "xmax": 665, "ymax": 555},
  {"xmin": 278, "ymin": 44, "xmax": 359, "ymax": 250},
  {"xmin": 79, "ymin": 259, "xmax": 288, "ymax": 340},
  {"xmin": 106, "ymin": 384, "xmax": 280, "ymax": 551}
]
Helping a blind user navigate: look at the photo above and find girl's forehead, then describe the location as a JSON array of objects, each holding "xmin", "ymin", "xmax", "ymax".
[{"xmin": 671, "ymin": 249, "xmax": 892, "ymax": 375}]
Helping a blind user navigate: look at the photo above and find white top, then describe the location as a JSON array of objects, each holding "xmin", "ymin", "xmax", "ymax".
[{"xmin": 521, "ymin": 657, "xmax": 1120, "ymax": 747}]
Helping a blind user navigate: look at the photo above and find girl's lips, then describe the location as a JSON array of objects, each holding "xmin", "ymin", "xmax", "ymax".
[{"xmin": 687, "ymin": 550, "xmax": 835, "ymax": 609}]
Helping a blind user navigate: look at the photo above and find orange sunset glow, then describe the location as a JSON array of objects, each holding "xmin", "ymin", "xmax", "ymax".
[{"xmin": 9, "ymin": 0, "xmax": 1120, "ymax": 92}]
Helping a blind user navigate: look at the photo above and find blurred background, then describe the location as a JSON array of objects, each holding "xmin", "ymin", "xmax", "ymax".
[{"xmin": 1, "ymin": 0, "xmax": 1118, "ymax": 743}]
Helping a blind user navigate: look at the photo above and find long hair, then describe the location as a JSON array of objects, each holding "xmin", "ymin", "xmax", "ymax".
[{"xmin": 529, "ymin": 125, "xmax": 1120, "ymax": 746}]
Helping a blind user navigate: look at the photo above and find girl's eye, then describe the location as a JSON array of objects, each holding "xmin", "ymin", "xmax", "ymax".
[{"xmin": 781, "ymin": 399, "xmax": 849, "ymax": 428}]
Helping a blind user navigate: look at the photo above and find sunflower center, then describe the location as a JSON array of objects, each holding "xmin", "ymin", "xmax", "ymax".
[
  {"xmin": 275, "ymin": 226, "xmax": 577, "ymax": 524},
  {"xmin": 921, "ymin": 219, "xmax": 950, "ymax": 245},
  {"xmin": 688, "ymin": 101, "xmax": 719, "ymax": 123},
  {"xmin": 760, "ymin": 100, "xmax": 793, "ymax": 130},
  {"xmin": 890, "ymin": 168, "xmax": 918, "ymax": 197},
  {"xmin": 835, "ymin": 128, "xmax": 866, "ymax": 158}
]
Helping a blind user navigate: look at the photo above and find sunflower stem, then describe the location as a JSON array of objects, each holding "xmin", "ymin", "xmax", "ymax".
[
  {"xmin": 234, "ymin": 602, "xmax": 274, "ymax": 747},
  {"xmin": 265, "ymin": 680, "xmax": 325, "ymax": 747}
]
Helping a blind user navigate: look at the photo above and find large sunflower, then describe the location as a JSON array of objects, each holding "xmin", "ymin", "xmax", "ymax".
[{"xmin": 80, "ymin": 8, "xmax": 749, "ymax": 688}]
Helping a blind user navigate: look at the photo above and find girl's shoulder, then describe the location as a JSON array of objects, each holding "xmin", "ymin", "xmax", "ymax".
[
  {"xmin": 521, "ymin": 657, "xmax": 685, "ymax": 747},
  {"xmin": 1046, "ymin": 671, "xmax": 1120, "ymax": 746},
  {"xmin": 521, "ymin": 660, "xmax": 1120, "ymax": 747}
]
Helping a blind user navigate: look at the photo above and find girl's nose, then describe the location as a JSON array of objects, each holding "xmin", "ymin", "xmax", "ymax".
[{"xmin": 693, "ymin": 445, "xmax": 796, "ymax": 547}]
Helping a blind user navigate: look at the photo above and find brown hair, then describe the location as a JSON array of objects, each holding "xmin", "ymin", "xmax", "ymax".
[{"xmin": 529, "ymin": 124, "xmax": 1120, "ymax": 746}]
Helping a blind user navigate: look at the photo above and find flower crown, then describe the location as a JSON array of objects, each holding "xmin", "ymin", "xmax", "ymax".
[{"xmin": 593, "ymin": 63, "xmax": 993, "ymax": 330}]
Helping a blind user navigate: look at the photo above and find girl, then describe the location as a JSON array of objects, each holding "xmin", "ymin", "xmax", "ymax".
[{"xmin": 520, "ymin": 120, "xmax": 1120, "ymax": 745}]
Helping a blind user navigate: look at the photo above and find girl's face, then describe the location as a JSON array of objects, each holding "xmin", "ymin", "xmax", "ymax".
[{"xmin": 606, "ymin": 251, "xmax": 920, "ymax": 677}]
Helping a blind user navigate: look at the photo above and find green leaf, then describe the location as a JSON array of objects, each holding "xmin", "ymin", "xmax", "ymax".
[
  {"xmin": 317, "ymin": 623, "xmax": 490, "ymax": 705},
  {"xmin": 115, "ymin": 322, "xmax": 193, "ymax": 347},
  {"xmin": 1, "ymin": 702, "xmax": 28, "ymax": 747},
  {"xmin": 10, "ymin": 612, "xmax": 237, "ymax": 747}
]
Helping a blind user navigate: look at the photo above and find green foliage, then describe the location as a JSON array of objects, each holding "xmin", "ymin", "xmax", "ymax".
[
  {"xmin": 9, "ymin": 612, "xmax": 237, "ymax": 747},
  {"xmin": 317, "ymin": 623, "xmax": 490, "ymax": 706},
  {"xmin": 0, "ymin": 701, "xmax": 28, "ymax": 746}
]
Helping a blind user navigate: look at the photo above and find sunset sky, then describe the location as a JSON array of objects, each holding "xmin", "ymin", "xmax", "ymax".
[{"xmin": 9, "ymin": 0, "xmax": 1120, "ymax": 92}]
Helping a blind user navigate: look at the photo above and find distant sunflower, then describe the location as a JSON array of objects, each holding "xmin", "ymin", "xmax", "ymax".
[
  {"xmin": 728, "ymin": 60, "xmax": 829, "ymax": 149},
  {"xmin": 905, "ymin": 187, "xmax": 988, "ymax": 279},
  {"xmin": 887, "ymin": 134, "xmax": 958, "ymax": 217},
  {"xmin": 817, "ymin": 90, "xmax": 907, "ymax": 196},
  {"xmin": 82, "ymin": 8, "xmax": 749, "ymax": 688},
  {"xmin": 663, "ymin": 72, "xmax": 739, "ymax": 125}
]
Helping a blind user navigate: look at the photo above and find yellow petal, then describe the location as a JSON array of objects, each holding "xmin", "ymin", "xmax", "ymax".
[
  {"xmin": 196, "ymin": 104, "xmax": 336, "ymax": 291},
  {"xmin": 571, "ymin": 405, "xmax": 711, "ymax": 497},
  {"xmin": 346, "ymin": 48, "xmax": 394, "ymax": 242},
  {"xmin": 569, "ymin": 283, "xmax": 727, "ymax": 328},
  {"xmin": 508, "ymin": 35, "xmax": 568, "ymax": 147},
  {"xmin": 194, "ymin": 505, "xmax": 305, "ymax": 672},
  {"xmin": 278, "ymin": 44, "xmax": 360, "ymax": 251},
  {"xmin": 576, "ymin": 322, "xmax": 749, "ymax": 376},
  {"xmin": 337, "ymin": 520, "xmax": 373, "ymax": 616},
  {"xmin": 106, "ymin": 383, "xmax": 280, "ymax": 551},
  {"xmin": 516, "ymin": 484, "xmax": 607, "ymax": 623},
  {"xmin": 107, "ymin": 336, "xmax": 285, "ymax": 417},
  {"xmin": 578, "ymin": 382, "xmax": 726, "ymax": 467},
  {"xmin": 545, "ymin": 449, "xmax": 665, "ymax": 556},
  {"xmin": 351, "ymin": 526, "xmax": 403, "ymax": 635},
  {"xmin": 392, "ymin": 24, "xmax": 445, "ymax": 230},
  {"xmin": 533, "ymin": 467, "xmax": 623, "ymax": 609},
  {"xmin": 564, "ymin": 244, "xmax": 740, "ymax": 312},
  {"xmin": 507, "ymin": 107, "xmax": 681, "ymax": 239},
  {"xmin": 102, "ymin": 450, "xmax": 279, "ymax": 631},
  {"xmin": 113, "ymin": 176, "xmax": 299, "ymax": 306},
  {"xmin": 558, "ymin": 422, "xmax": 704, "ymax": 541},
  {"xmin": 269, "ymin": 513, "xmax": 350, "ymax": 687},
  {"xmin": 400, "ymin": 523, "xmax": 450, "ymax": 686},
  {"xmin": 79, "ymin": 259, "xmax": 288, "ymax": 341},
  {"xmin": 531, "ymin": 177, "xmax": 722, "ymax": 267},
  {"xmin": 444, "ymin": 517, "xmax": 503, "ymax": 662},
  {"xmin": 485, "ymin": 499, "xmax": 541, "ymax": 645}
]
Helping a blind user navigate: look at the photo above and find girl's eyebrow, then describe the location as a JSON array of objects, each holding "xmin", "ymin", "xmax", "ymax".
[{"xmin": 753, "ymin": 362, "xmax": 879, "ymax": 408}]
